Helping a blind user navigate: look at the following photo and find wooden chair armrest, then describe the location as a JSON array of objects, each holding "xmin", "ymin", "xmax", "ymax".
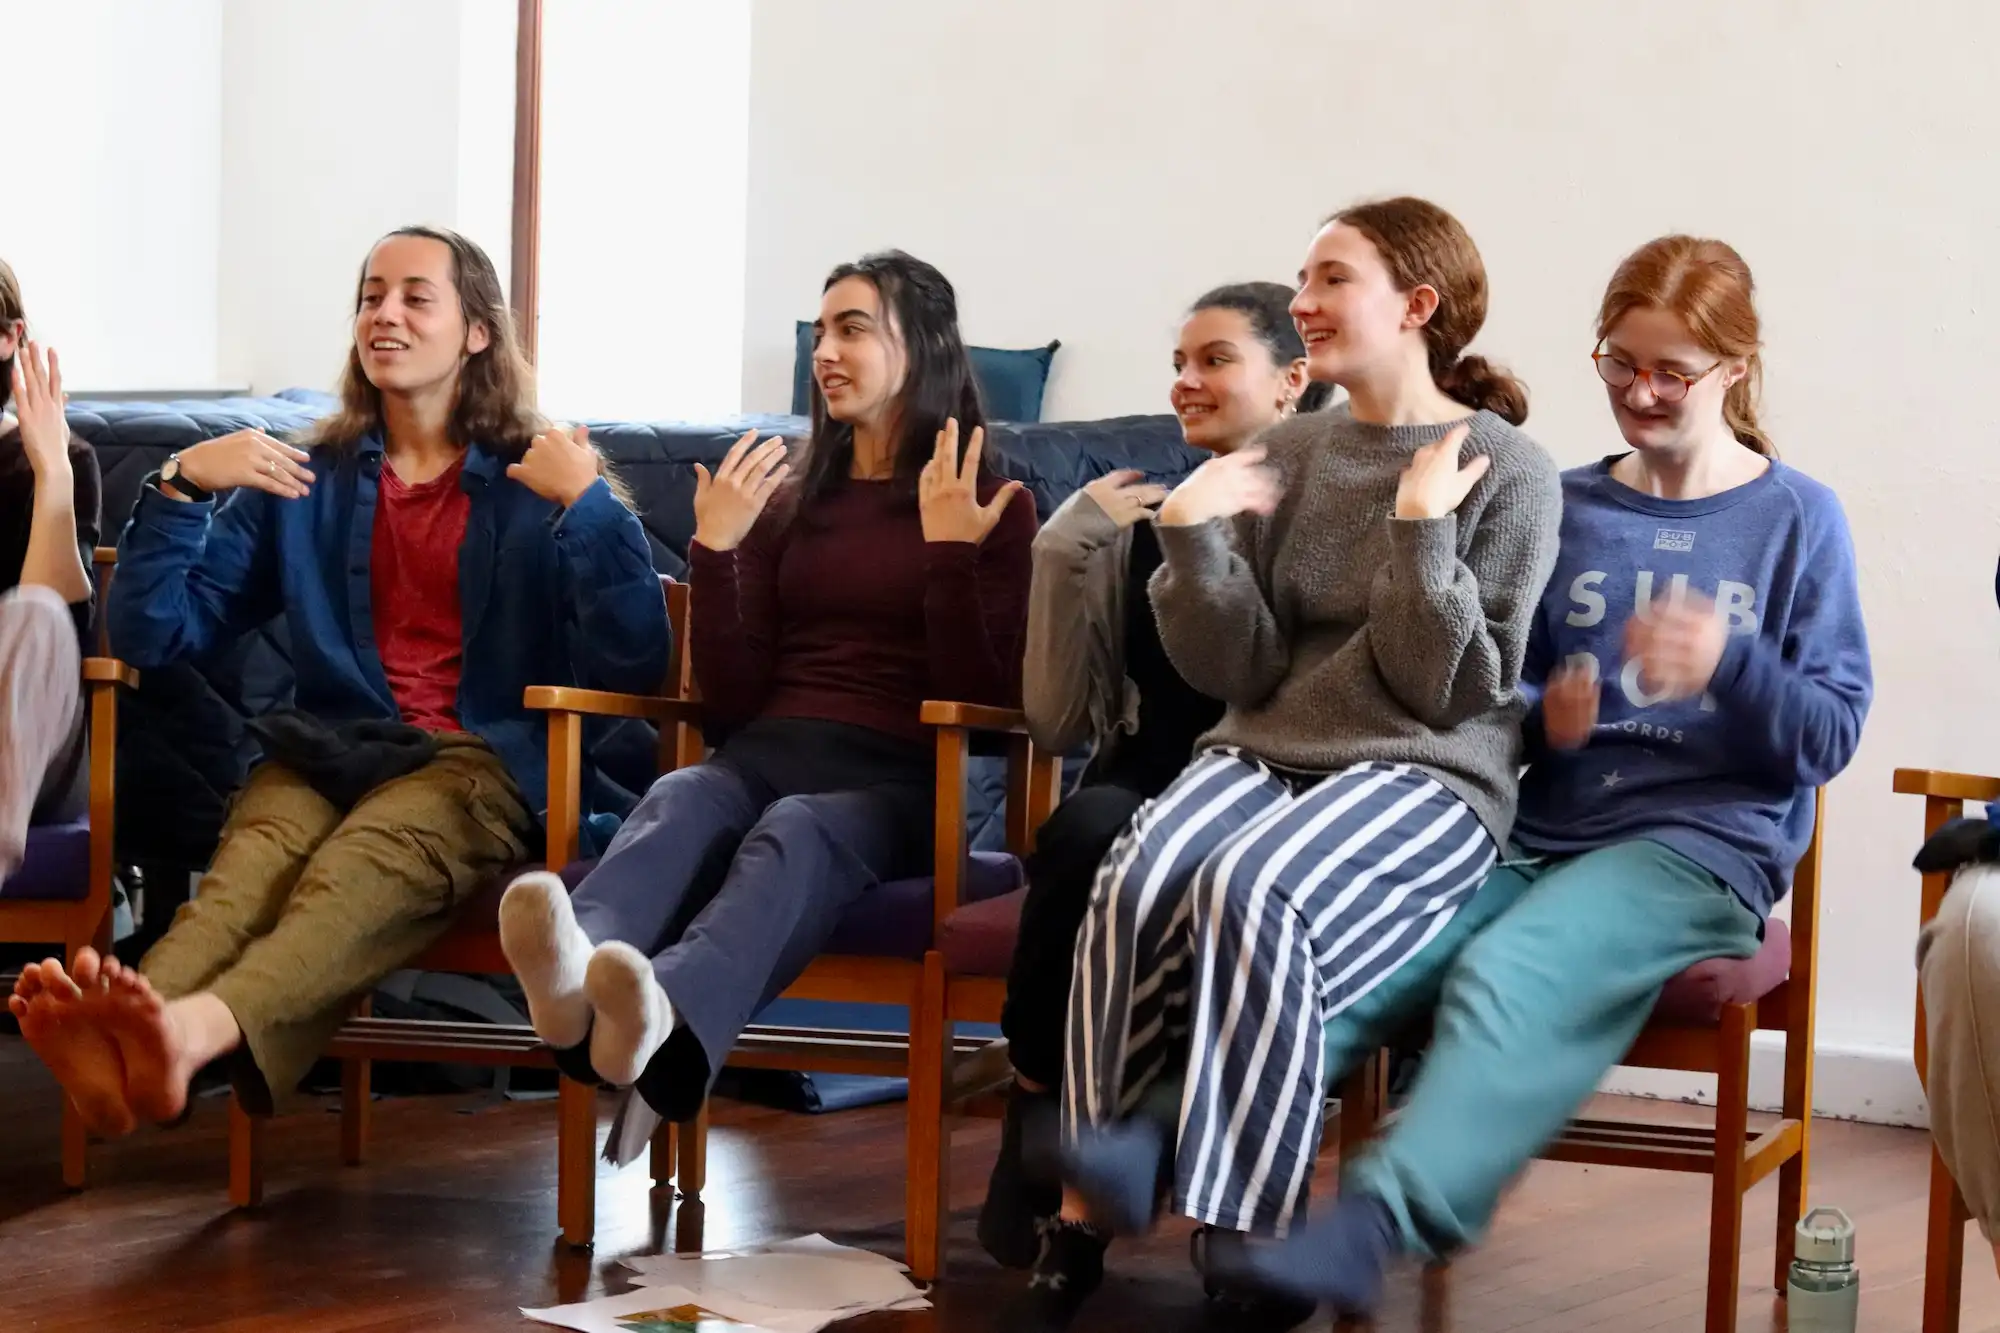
[
  {"xmin": 921, "ymin": 701, "xmax": 1030, "ymax": 734},
  {"xmin": 524, "ymin": 686, "xmax": 701, "ymax": 722},
  {"xmin": 1894, "ymin": 768, "xmax": 2000, "ymax": 803},
  {"xmin": 83, "ymin": 656, "xmax": 138, "ymax": 689}
]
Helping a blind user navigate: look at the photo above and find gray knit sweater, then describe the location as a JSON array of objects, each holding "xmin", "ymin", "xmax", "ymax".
[{"xmin": 1150, "ymin": 405, "xmax": 1563, "ymax": 843}]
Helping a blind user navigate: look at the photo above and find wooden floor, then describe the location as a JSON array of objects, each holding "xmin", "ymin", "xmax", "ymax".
[{"xmin": 1, "ymin": 1039, "xmax": 1995, "ymax": 1332}]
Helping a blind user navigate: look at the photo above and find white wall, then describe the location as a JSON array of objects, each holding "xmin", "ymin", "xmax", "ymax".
[
  {"xmin": 218, "ymin": 0, "xmax": 516, "ymax": 396},
  {"xmin": 534, "ymin": 2, "xmax": 752, "ymax": 422},
  {"xmin": 0, "ymin": 0, "xmax": 224, "ymax": 394},
  {"xmin": 746, "ymin": 0, "xmax": 2000, "ymax": 1123}
]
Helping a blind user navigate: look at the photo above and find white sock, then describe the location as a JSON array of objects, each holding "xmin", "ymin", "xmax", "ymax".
[
  {"xmin": 497, "ymin": 871, "xmax": 594, "ymax": 1050},
  {"xmin": 584, "ymin": 941, "xmax": 675, "ymax": 1087}
]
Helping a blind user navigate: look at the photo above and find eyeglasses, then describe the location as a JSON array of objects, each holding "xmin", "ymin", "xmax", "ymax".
[{"xmin": 1591, "ymin": 346, "xmax": 1722, "ymax": 404}]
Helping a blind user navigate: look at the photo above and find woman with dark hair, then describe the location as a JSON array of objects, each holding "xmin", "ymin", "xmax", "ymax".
[
  {"xmin": 978, "ymin": 281, "xmax": 1323, "ymax": 1273},
  {"xmin": 1043, "ymin": 199, "xmax": 1563, "ymax": 1327},
  {"xmin": 0, "ymin": 260, "xmax": 99, "ymax": 880},
  {"xmin": 499, "ymin": 250, "xmax": 1036, "ymax": 1136},
  {"xmin": 8, "ymin": 227, "xmax": 670, "ymax": 1138}
]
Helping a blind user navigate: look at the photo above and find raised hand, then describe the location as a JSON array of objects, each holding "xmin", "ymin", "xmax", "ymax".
[
  {"xmin": 1394, "ymin": 424, "xmax": 1489, "ymax": 521},
  {"xmin": 1080, "ymin": 469, "xmax": 1170, "ymax": 529},
  {"xmin": 1156, "ymin": 446, "xmax": 1281, "ymax": 528},
  {"xmin": 1623, "ymin": 593, "xmax": 1727, "ymax": 701},
  {"xmin": 919, "ymin": 418, "xmax": 1025, "ymax": 544},
  {"xmin": 170, "ymin": 428, "xmax": 315, "ymax": 500},
  {"xmin": 692, "ymin": 429, "xmax": 790, "ymax": 552},
  {"xmin": 10, "ymin": 341, "xmax": 70, "ymax": 479},
  {"xmin": 1541, "ymin": 660, "xmax": 1601, "ymax": 751},
  {"xmin": 507, "ymin": 423, "xmax": 603, "ymax": 508}
]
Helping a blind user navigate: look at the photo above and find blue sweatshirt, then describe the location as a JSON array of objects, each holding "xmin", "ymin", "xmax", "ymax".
[{"xmin": 1512, "ymin": 457, "xmax": 1872, "ymax": 919}]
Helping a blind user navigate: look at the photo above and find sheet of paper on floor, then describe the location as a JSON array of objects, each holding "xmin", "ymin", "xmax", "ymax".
[
  {"xmin": 620, "ymin": 1234, "xmax": 925, "ymax": 1314},
  {"xmin": 526, "ymin": 1236, "xmax": 929, "ymax": 1333}
]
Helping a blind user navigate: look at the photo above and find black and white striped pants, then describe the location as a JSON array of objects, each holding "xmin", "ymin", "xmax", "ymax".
[{"xmin": 1063, "ymin": 749, "xmax": 1497, "ymax": 1235}]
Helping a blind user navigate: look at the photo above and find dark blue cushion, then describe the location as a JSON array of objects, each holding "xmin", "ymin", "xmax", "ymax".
[
  {"xmin": 0, "ymin": 818, "xmax": 92, "ymax": 903},
  {"xmin": 789, "ymin": 322, "xmax": 1059, "ymax": 422}
]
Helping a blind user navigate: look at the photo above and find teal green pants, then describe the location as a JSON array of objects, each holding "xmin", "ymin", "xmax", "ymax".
[{"xmin": 1336, "ymin": 839, "xmax": 1762, "ymax": 1257}]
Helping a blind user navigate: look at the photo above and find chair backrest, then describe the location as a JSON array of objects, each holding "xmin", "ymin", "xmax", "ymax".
[{"xmin": 92, "ymin": 546, "xmax": 118, "ymax": 656}]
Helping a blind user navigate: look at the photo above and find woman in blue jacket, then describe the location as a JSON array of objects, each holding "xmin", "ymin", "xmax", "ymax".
[{"xmin": 7, "ymin": 226, "xmax": 670, "ymax": 1140}]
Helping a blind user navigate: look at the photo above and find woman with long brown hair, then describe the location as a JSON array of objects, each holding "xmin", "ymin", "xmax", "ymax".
[
  {"xmin": 1040, "ymin": 198, "xmax": 1562, "ymax": 1327},
  {"xmin": 8, "ymin": 227, "xmax": 670, "ymax": 1139},
  {"xmin": 1214, "ymin": 236, "xmax": 1872, "ymax": 1320}
]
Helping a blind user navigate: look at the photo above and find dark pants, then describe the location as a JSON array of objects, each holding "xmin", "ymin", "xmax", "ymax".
[
  {"xmin": 567, "ymin": 719, "xmax": 931, "ymax": 1120},
  {"xmin": 1001, "ymin": 781, "xmax": 1147, "ymax": 1090}
]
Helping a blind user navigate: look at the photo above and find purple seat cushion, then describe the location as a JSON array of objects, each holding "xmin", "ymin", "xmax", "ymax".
[
  {"xmin": 1652, "ymin": 918, "xmax": 1792, "ymax": 1024},
  {"xmin": 823, "ymin": 853, "xmax": 1023, "ymax": 960},
  {"xmin": 939, "ymin": 886, "xmax": 1028, "ymax": 978},
  {"xmin": 0, "ymin": 818, "xmax": 92, "ymax": 903}
]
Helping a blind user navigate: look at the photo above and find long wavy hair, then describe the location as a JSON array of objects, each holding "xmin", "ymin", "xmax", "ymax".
[
  {"xmin": 790, "ymin": 250, "xmax": 989, "ymax": 519},
  {"xmin": 303, "ymin": 225, "xmax": 631, "ymax": 504}
]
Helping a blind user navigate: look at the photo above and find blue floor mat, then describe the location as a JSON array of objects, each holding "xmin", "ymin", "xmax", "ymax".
[{"xmin": 714, "ymin": 998, "xmax": 1002, "ymax": 1114}]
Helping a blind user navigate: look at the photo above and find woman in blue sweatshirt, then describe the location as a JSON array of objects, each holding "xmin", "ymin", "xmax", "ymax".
[{"xmin": 1213, "ymin": 235, "xmax": 1874, "ymax": 1317}]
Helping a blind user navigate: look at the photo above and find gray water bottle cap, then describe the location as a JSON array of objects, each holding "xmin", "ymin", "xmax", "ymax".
[{"xmin": 1795, "ymin": 1206, "xmax": 1856, "ymax": 1263}]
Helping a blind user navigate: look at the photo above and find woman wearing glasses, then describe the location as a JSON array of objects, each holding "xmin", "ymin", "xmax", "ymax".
[{"xmin": 1209, "ymin": 234, "xmax": 1874, "ymax": 1318}]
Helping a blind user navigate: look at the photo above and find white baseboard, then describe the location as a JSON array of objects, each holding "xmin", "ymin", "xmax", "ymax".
[{"xmin": 1598, "ymin": 1034, "xmax": 1930, "ymax": 1128}]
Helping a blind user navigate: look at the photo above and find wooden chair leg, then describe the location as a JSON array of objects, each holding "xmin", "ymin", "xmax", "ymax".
[
  {"xmin": 340, "ymin": 997, "xmax": 372, "ymax": 1167},
  {"xmin": 1419, "ymin": 1259, "xmax": 1451, "ymax": 1333},
  {"xmin": 228, "ymin": 1093, "xmax": 265, "ymax": 1207},
  {"xmin": 905, "ymin": 952, "xmax": 950, "ymax": 1284},
  {"xmin": 1705, "ymin": 1003, "xmax": 1753, "ymax": 1333},
  {"xmin": 650, "ymin": 1118, "xmax": 677, "ymax": 1187},
  {"xmin": 1924, "ymin": 1145, "xmax": 1968, "ymax": 1333},
  {"xmin": 1773, "ymin": 1127, "xmax": 1807, "ymax": 1291},
  {"xmin": 60, "ymin": 1099, "xmax": 88, "ymax": 1189},
  {"xmin": 677, "ymin": 1101, "xmax": 709, "ymax": 1200},
  {"xmin": 1337, "ymin": 1052, "xmax": 1386, "ymax": 1161},
  {"xmin": 556, "ymin": 1075, "xmax": 597, "ymax": 1249}
]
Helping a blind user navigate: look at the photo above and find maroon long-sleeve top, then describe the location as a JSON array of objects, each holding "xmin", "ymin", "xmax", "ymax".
[{"xmin": 688, "ymin": 476, "xmax": 1037, "ymax": 742}]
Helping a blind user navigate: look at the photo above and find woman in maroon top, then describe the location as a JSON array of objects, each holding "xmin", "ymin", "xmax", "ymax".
[{"xmin": 501, "ymin": 250, "xmax": 1036, "ymax": 1132}]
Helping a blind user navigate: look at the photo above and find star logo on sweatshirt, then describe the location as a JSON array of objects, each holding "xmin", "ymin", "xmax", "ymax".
[{"xmin": 1601, "ymin": 771, "xmax": 1625, "ymax": 789}]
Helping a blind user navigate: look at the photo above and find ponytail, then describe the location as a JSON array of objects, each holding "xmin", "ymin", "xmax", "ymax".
[
  {"xmin": 1436, "ymin": 353, "xmax": 1529, "ymax": 427},
  {"xmin": 1723, "ymin": 356, "xmax": 1776, "ymax": 457}
]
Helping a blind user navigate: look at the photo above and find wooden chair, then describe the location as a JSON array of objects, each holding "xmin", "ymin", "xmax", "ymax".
[
  {"xmin": 1341, "ymin": 790, "xmax": 1827, "ymax": 1333},
  {"xmin": 0, "ymin": 547, "xmax": 138, "ymax": 1187},
  {"xmin": 225, "ymin": 576, "xmax": 693, "ymax": 1246},
  {"xmin": 594, "ymin": 581, "xmax": 1063, "ymax": 1279},
  {"xmin": 1892, "ymin": 766, "xmax": 1998, "ymax": 1333},
  {"xmin": 225, "ymin": 579, "xmax": 1061, "ymax": 1278}
]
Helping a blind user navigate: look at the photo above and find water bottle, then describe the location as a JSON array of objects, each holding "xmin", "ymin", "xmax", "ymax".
[{"xmin": 1787, "ymin": 1206, "xmax": 1860, "ymax": 1332}]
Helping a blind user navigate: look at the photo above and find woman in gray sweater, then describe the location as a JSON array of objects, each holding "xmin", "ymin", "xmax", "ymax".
[
  {"xmin": 981, "ymin": 283, "xmax": 1328, "ymax": 1280},
  {"xmin": 1051, "ymin": 198, "xmax": 1563, "ymax": 1326}
]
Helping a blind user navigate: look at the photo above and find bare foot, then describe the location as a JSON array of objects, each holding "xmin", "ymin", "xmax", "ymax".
[
  {"xmin": 14, "ymin": 956, "xmax": 137, "ymax": 1137},
  {"xmin": 85, "ymin": 961, "xmax": 198, "ymax": 1126}
]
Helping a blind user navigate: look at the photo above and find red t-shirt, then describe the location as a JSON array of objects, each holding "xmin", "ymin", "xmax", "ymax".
[{"xmin": 371, "ymin": 454, "xmax": 469, "ymax": 732}]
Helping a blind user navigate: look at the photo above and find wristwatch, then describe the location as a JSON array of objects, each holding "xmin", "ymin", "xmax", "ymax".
[{"xmin": 159, "ymin": 452, "xmax": 212, "ymax": 503}]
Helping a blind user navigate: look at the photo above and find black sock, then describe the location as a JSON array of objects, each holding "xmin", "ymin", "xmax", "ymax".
[
  {"xmin": 978, "ymin": 1081, "xmax": 1062, "ymax": 1269},
  {"xmin": 1023, "ymin": 1217, "xmax": 1108, "ymax": 1328}
]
